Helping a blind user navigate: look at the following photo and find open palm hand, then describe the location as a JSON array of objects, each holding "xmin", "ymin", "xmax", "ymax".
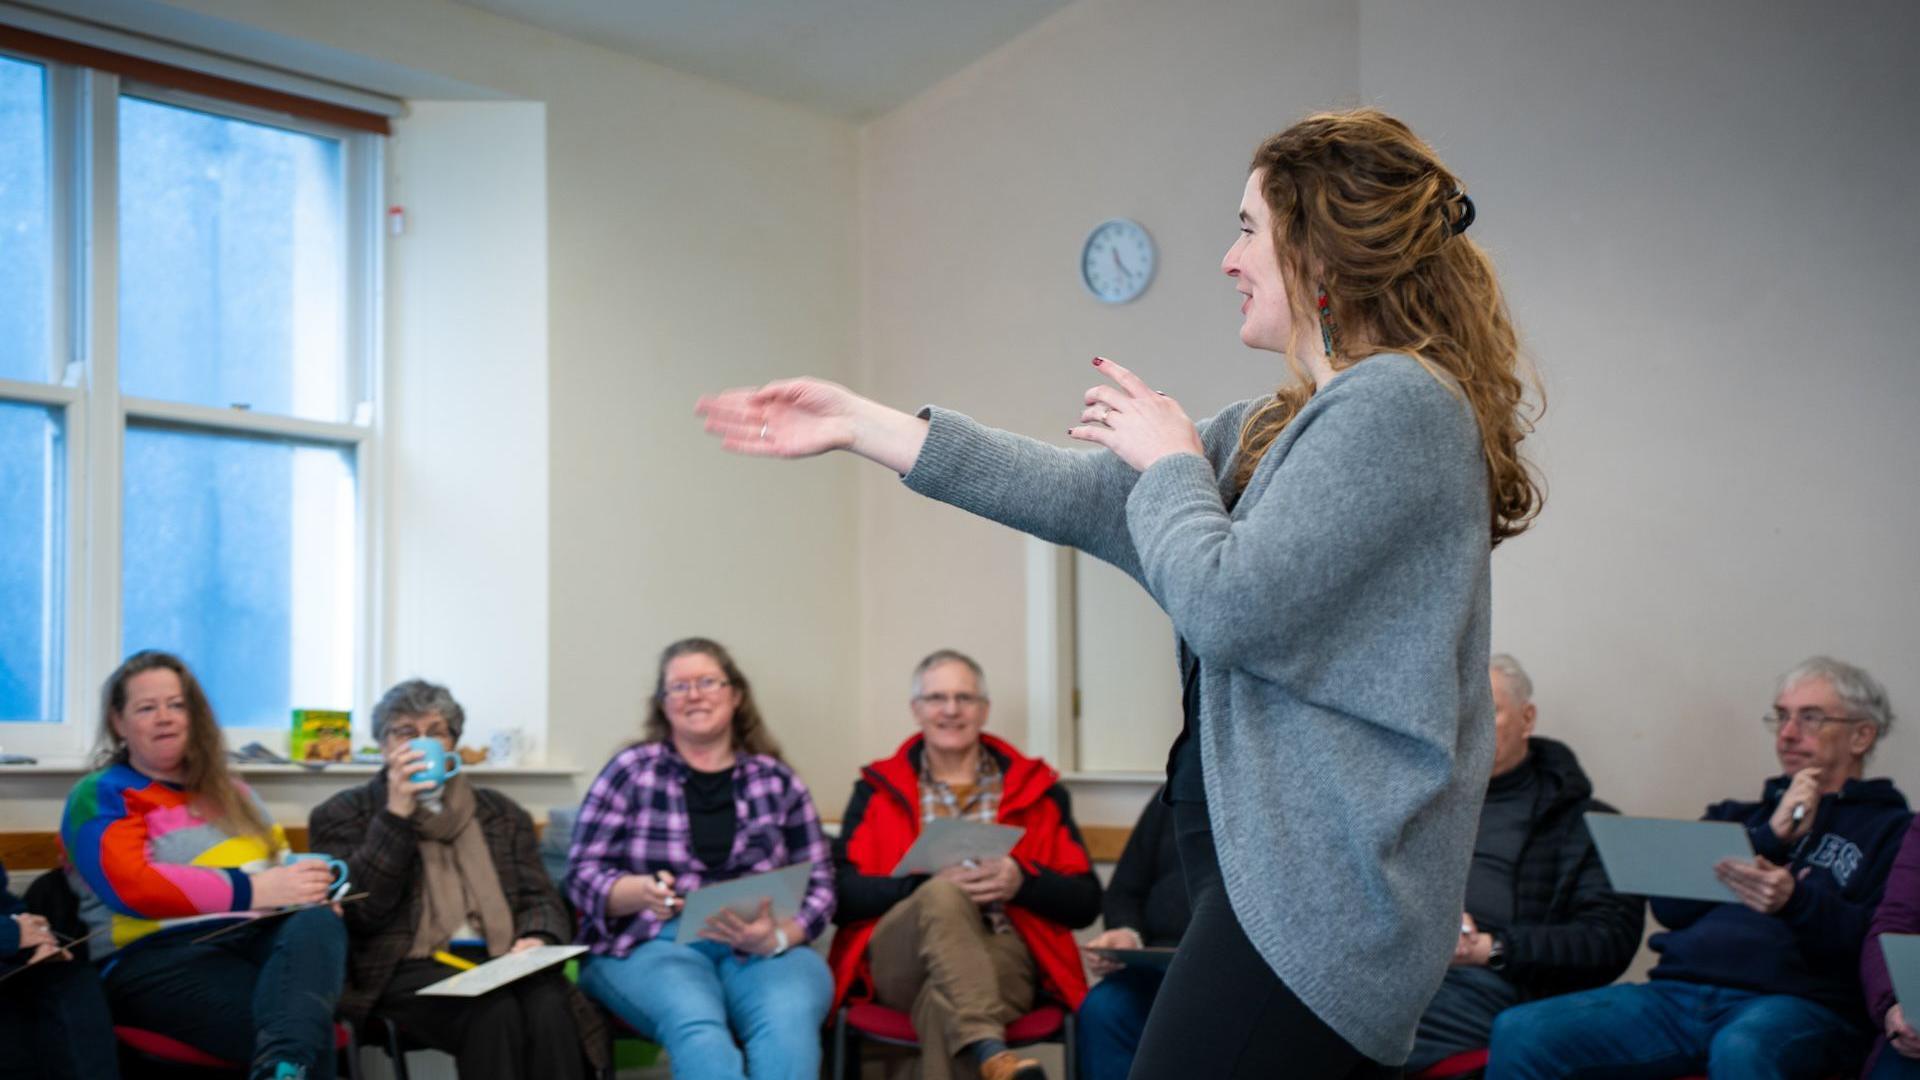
[{"xmin": 697, "ymin": 378, "xmax": 862, "ymax": 458}]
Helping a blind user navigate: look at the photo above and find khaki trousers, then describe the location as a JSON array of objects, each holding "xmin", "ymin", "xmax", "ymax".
[{"xmin": 868, "ymin": 879, "xmax": 1036, "ymax": 1080}]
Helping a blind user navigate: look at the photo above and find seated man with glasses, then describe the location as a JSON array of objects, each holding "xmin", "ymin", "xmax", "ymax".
[
  {"xmin": 829, "ymin": 649, "xmax": 1102, "ymax": 1080},
  {"xmin": 1489, "ymin": 656, "xmax": 1912, "ymax": 1080}
]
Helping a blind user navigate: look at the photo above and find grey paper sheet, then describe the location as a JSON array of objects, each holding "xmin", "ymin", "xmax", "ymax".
[
  {"xmin": 1584, "ymin": 813, "xmax": 1754, "ymax": 903},
  {"xmin": 1881, "ymin": 933, "xmax": 1920, "ymax": 1010},
  {"xmin": 415, "ymin": 945, "xmax": 588, "ymax": 997},
  {"xmin": 889, "ymin": 819, "xmax": 1025, "ymax": 877},
  {"xmin": 673, "ymin": 862, "xmax": 816, "ymax": 944}
]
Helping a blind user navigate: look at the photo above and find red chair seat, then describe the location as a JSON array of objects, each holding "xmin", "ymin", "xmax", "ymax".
[
  {"xmin": 116, "ymin": 1022, "xmax": 355, "ymax": 1069},
  {"xmin": 843, "ymin": 1001, "xmax": 1066, "ymax": 1046},
  {"xmin": 115, "ymin": 1025, "xmax": 240, "ymax": 1068},
  {"xmin": 1410, "ymin": 1048, "xmax": 1488, "ymax": 1079}
]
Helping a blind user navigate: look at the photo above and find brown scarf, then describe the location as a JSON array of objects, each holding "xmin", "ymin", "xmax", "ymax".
[{"xmin": 405, "ymin": 773, "xmax": 516, "ymax": 959}]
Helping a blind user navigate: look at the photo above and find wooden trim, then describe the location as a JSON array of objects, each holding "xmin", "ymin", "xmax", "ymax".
[
  {"xmin": 3, "ymin": 820, "xmax": 1111, "ymax": 872},
  {"xmin": 0, "ymin": 23, "xmax": 390, "ymax": 135},
  {"xmin": 0, "ymin": 831, "xmax": 65, "ymax": 871},
  {"xmin": 1081, "ymin": 824, "xmax": 1131, "ymax": 863}
]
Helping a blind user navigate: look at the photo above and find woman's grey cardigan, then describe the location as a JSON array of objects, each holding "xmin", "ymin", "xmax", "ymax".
[{"xmin": 902, "ymin": 353, "xmax": 1496, "ymax": 1063}]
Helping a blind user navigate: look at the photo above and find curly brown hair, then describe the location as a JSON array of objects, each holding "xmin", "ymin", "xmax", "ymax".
[
  {"xmin": 642, "ymin": 638, "xmax": 785, "ymax": 761},
  {"xmin": 1236, "ymin": 107, "xmax": 1543, "ymax": 545}
]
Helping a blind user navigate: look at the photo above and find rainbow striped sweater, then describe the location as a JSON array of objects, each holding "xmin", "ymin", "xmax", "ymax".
[{"xmin": 62, "ymin": 763, "xmax": 287, "ymax": 958}]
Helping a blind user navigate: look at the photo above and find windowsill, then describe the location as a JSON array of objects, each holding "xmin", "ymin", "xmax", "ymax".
[
  {"xmin": 1060, "ymin": 771, "xmax": 1165, "ymax": 785},
  {"xmin": 0, "ymin": 760, "xmax": 581, "ymax": 778}
]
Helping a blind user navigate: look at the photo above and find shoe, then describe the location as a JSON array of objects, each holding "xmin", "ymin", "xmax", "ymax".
[{"xmin": 980, "ymin": 1050, "xmax": 1047, "ymax": 1080}]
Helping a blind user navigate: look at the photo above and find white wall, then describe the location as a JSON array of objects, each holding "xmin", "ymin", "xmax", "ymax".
[
  {"xmin": 853, "ymin": 0, "xmax": 1920, "ymax": 826},
  {"xmin": 384, "ymin": 100, "xmax": 549, "ymax": 759},
  {"xmin": 1357, "ymin": 0, "xmax": 1920, "ymax": 817}
]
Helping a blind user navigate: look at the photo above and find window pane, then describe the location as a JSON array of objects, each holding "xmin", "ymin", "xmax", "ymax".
[
  {"xmin": 123, "ymin": 425, "xmax": 355, "ymax": 727},
  {"xmin": 0, "ymin": 400, "xmax": 65, "ymax": 723},
  {"xmin": 118, "ymin": 96, "xmax": 348, "ymax": 421},
  {"xmin": 0, "ymin": 55, "xmax": 50, "ymax": 383}
]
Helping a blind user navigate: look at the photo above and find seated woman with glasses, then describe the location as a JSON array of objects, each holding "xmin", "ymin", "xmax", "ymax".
[
  {"xmin": 61, "ymin": 650, "xmax": 347, "ymax": 1080},
  {"xmin": 308, "ymin": 679, "xmax": 605, "ymax": 1080},
  {"xmin": 566, "ymin": 637, "xmax": 837, "ymax": 1080}
]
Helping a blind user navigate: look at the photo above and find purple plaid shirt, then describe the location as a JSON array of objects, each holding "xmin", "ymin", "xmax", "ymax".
[{"xmin": 565, "ymin": 741, "xmax": 835, "ymax": 957}]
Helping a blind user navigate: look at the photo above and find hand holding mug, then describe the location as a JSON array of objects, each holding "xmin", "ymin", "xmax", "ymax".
[
  {"xmin": 384, "ymin": 743, "xmax": 438, "ymax": 818},
  {"xmin": 251, "ymin": 859, "xmax": 337, "ymax": 909}
]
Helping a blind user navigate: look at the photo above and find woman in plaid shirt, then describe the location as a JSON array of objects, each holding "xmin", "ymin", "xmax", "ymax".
[{"xmin": 565, "ymin": 638, "xmax": 836, "ymax": 1079}]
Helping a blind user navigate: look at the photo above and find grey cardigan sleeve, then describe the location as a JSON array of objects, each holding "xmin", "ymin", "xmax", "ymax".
[{"xmin": 901, "ymin": 402, "xmax": 1255, "ymax": 585}]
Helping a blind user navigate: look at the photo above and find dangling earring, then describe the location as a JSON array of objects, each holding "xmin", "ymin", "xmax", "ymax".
[{"xmin": 1316, "ymin": 284, "xmax": 1338, "ymax": 360}]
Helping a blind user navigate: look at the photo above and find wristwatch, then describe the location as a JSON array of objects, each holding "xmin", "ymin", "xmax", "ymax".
[
  {"xmin": 1486, "ymin": 932, "xmax": 1508, "ymax": 972},
  {"xmin": 770, "ymin": 927, "xmax": 791, "ymax": 957}
]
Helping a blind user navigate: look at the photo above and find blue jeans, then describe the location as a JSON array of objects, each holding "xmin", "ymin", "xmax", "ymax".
[
  {"xmin": 1487, "ymin": 980, "xmax": 1868, "ymax": 1080},
  {"xmin": 579, "ymin": 919, "xmax": 832, "ymax": 1080},
  {"xmin": 104, "ymin": 906, "xmax": 347, "ymax": 1080},
  {"xmin": 1076, "ymin": 966, "xmax": 1163, "ymax": 1080}
]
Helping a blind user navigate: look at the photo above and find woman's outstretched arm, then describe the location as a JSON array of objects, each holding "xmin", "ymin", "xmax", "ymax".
[{"xmin": 696, "ymin": 378, "xmax": 928, "ymax": 475}]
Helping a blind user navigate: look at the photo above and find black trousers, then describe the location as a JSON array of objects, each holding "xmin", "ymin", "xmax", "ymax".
[
  {"xmin": 0, "ymin": 957, "xmax": 121, "ymax": 1080},
  {"xmin": 1128, "ymin": 802, "xmax": 1400, "ymax": 1080},
  {"xmin": 371, "ymin": 959, "xmax": 587, "ymax": 1080}
]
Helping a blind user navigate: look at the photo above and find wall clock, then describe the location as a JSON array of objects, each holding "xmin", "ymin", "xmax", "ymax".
[{"xmin": 1080, "ymin": 218, "xmax": 1156, "ymax": 304}]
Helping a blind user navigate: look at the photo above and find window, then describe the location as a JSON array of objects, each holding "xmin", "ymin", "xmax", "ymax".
[
  {"xmin": 0, "ymin": 42, "xmax": 381, "ymax": 753},
  {"xmin": 0, "ymin": 55, "xmax": 50, "ymax": 383},
  {"xmin": 0, "ymin": 401, "xmax": 64, "ymax": 723},
  {"xmin": 1022, "ymin": 540, "xmax": 1181, "ymax": 780}
]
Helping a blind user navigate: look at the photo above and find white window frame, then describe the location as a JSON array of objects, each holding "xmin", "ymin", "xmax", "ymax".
[
  {"xmin": 0, "ymin": 50, "xmax": 385, "ymax": 760},
  {"xmin": 1025, "ymin": 537, "xmax": 1186, "ymax": 784}
]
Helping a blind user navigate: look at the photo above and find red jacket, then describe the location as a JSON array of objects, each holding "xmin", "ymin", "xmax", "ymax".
[{"xmin": 828, "ymin": 733, "xmax": 1099, "ymax": 1010}]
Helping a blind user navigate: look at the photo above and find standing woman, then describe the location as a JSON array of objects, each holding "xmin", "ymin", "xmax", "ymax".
[
  {"xmin": 61, "ymin": 650, "xmax": 347, "ymax": 1080},
  {"xmin": 697, "ymin": 108, "xmax": 1542, "ymax": 1077}
]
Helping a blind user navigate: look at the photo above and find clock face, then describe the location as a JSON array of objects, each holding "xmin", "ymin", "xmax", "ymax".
[{"xmin": 1080, "ymin": 218, "xmax": 1156, "ymax": 304}]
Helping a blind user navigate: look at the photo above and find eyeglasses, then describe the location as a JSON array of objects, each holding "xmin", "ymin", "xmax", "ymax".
[
  {"xmin": 388, "ymin": 724, "xmax": 452, "ymax": 742},
  {"xmin": 664, "ymin": 676, "xmax": 732, "ymax": 699},
  {"xmin": 1761, "ymin": 710, "xmax": 1863, "ymax": 735},
  {"xmin": 914, "ymin": 692, "xmax": 986, "ymax": 710}
]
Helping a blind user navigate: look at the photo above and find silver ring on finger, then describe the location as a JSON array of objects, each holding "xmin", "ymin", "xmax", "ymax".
[
  {"xmin": 1096, "ymin": 404, "xmax": 1112, "ymax": 424},
  {"xmin": 759, "ymin": 423, "xmax": 769, "ymax": 440}
]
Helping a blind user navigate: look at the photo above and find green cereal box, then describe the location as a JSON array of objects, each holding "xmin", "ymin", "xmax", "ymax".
[{"xmin": 291, "ymin": 709, "xmax": 352, "ymax": 763}]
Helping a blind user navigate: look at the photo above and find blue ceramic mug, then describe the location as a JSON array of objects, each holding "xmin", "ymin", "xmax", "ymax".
[
  {"xmin": 406, "ymin": 736, "xmax": 464, "ymax": 787},
  {"xmin": 284, "ymin": 852, "xmax": 351, "ymax": 899}
]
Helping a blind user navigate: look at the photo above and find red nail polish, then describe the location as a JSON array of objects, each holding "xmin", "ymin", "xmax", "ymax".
[{"xmin": 1092, "ymin": 357, "xmax": 1104, "ymax": 366}]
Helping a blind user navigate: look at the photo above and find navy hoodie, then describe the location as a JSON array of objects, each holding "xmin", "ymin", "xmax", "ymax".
[{"xmin": 1648, "ymin": 775, "xmax": 1911, "ymax": 1020}]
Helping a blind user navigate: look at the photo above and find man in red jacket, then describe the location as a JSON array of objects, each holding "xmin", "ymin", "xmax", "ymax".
[{"xmin": 831, "ymin": 650, "xmax": 1102, "ymax": 1080}]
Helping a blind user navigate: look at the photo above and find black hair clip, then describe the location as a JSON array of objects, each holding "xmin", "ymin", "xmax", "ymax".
[{"xmin": 1448, "ymin": 191, "xmax": 1475, "ymax": 237}]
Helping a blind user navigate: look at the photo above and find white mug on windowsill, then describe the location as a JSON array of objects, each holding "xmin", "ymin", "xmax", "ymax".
[{"xmin": 486, "ymin": 727, "xmax": 531, "ymax": 767}]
